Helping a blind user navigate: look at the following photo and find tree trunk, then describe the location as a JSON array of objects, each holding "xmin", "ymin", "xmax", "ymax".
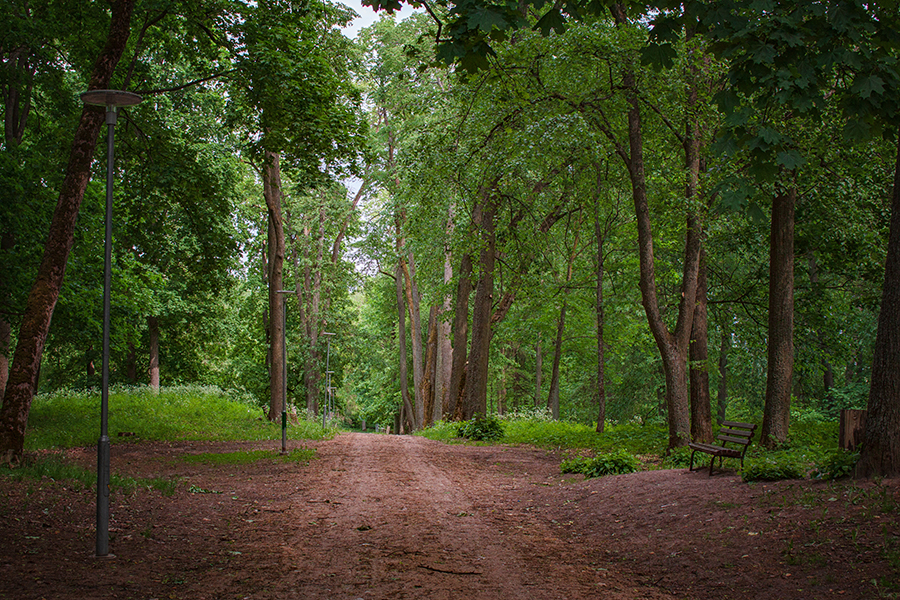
[
  {"xmin": 717, "ymin": 328, "xmax": 729, "ymax": 424},
  {"xmin": 148, "ymin": 316, "xmax": 159, "ymax": 390},
  {"xmin": 0, "ymin": 316, "xmax": 9, "ymax": 401},
  {"xmin": 761, "ymin": 185, "xmax": 796, "ymax": 448},
  {"xmin": 400, "ymin": 254, "xmax": 425, "ymax": 429},
  {"xmin": 465, "ymin": 191, "xmax": 497, "ymax": 419},
  {"xmin": 126, "ymin": 343, "xmax": 137, "ymax": 383},
  {"xmin": 438, "ymin": 222, "xmax": 454, "ymax": 419},
  {"xmin": 395, "ymin": 264, "xmax": 415, "ymax": 430},
  {"xmin": 448, "ymin": 254, "xmax": 471, "ymax": 420},
  {"xmin": 858, "ymin": 129, "xmax": 900, "ymax": 478},
  {"xmin": 0, "ymin": 0, "xmax": 136, "ymax": 463},
  {"xmin": 421, "ymin": 305, "xmax": 438, "ymax": 428},
  {"xmin": 599, "ymin": 4, "xmax": 702, "ymax": 449},
  {"xmin": 534, "ymin": 338, "xmax": 542, "ymax": 408},
  {"xmin": 263, "ymin": 151, "xmax": 285, "ymax": 422},
  {"xmin": 595, "ymin": 206, "xmax": 607, "ymax": 434},
  {"xmin": 690, "ymin": 248, "xmax": 713, "ymax": 443},
  {"xmin": 547, "ymin": 300, "xmax": 566, "ymax": 420}
]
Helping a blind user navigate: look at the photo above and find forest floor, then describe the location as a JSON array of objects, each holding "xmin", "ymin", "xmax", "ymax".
[{"xmin": 1, "ymin": 432, "xmax": 899, "ymax": 600}]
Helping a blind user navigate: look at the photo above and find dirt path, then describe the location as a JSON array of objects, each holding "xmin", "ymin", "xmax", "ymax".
[
  {"xmin": 255, "ymin": 433, "xmax": 666, "ymax": 600},
  {"xmin": 1, "ymin": 432, "xmax": 898, "ymax": 599}
]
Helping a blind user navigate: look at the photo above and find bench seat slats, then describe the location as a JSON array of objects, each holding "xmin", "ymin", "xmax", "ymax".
[{"xmin": 689, "ymin": 422, "xmax": 757, "ymax": 476}]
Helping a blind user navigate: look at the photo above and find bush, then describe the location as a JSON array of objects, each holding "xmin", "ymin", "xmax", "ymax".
[
  {"xmin": 560, "ymin": 449, "xmax": 640, "ymax": 478},
  {"xmin": 742, "ymin": 455, "xmax": 807, "ymax": 482},
  {"xmin": 660, "ymin": 446, "xmax": 693, "ymax": 469},
  {"xmin": 456, "ymin": 415, "xmax": 505, "ymax": 441},
  {"xmin": 811, "ymin": 449, "xmax": 860, "ymax": 480}
]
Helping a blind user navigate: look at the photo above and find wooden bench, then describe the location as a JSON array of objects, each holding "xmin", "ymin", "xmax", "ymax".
[{"xmin": 689, "ymin": 421, "xmax": 757, "ymax": 476}]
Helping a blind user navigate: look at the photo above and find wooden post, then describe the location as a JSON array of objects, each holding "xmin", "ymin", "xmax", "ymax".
[{"xmin": 839, "ymin": 409, "xmax": 867, "ymax": 451}]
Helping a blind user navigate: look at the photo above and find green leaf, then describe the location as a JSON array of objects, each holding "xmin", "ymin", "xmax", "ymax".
[
  {"xmin": 842, "ymin": 118, "xmax": 871, "ymax": 142},
  {"xmin": 748, "ymin": 201, "xmax": 767, "ymax": 225},
  {"xmin": 714, "ymin": 89, "xmax": 742, "ymax": 115},
  {"xmin": 851, "ymin": 75, "xmax": 885, "ymax": 99},
  {"xmin": 758, "ymin": 126, "xmax": 783, "ymax": 146},
  {"xmin": 467, "ymin": 6, "xmax": 508, "ymax": 33},
  {"xmin": 776, "ymin": 150, "xmax": 805, "ymax": 170},
  {"xmin": 534, "ymin": 8, "xmax": 566, "ymax": 36},
  {"xmin": 640, "ymin": 43, "xmax": 677, "ymax": 70}
]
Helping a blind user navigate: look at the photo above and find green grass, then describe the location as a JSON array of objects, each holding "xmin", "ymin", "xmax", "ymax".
[
  {"xmin": 181, "ymin": 447, "xmax": 316, "ymax": 465},
  {"xmin": 0, "ymin": 454, "xmax": 178, "ymax": 496},
  {"xmin": 25, "ymin": 385, "xmax": 333, "ymax": 450},
  {"xmin": 419, "ymin": 411, "xmax": 842, "ymax": 482}
]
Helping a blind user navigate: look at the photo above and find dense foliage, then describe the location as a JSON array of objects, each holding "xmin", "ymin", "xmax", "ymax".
[{"xmin": 1, "ymin": 1, "xmax": 898, "ymax": 473}]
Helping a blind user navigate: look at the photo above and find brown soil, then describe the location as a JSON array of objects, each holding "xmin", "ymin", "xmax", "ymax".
[{"xmin": 1, "ymin": 432, "xmax": 898, "ymax": 599}]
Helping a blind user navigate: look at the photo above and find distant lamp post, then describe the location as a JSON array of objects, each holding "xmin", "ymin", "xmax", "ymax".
[
  {"xmin": 322, "ymin": 332, "xmax": 335, "ymax": 428},
  {"xmin": 80, "ymin": 89, "xmax": 142, "ymax": 559},
  {"xmin": 276, "ymin": 290, "xmax": 296, "ymax": 454}
]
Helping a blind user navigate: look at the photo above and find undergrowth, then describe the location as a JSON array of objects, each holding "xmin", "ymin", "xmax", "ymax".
[
  {"xmin": 0, "ymin": 454, "xmax": 177, "ymax": 496},
  {"xmin": 25, "ymin": 385, "xmax": 333, "ymax": 450},
  {"xmin": 418, "ymin": 409, "xmax": 844, "ymax": 483}
]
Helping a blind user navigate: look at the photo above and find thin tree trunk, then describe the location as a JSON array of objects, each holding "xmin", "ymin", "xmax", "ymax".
[
  {"xmin": 126, "ymin": 343, "xmax": 137, "ymax": 383},
  {"xmin": 859, "ymin": 128, "xmax": 900, "ymax": 478},
  {"xmin": 263, "ymin": 151, "xmax": 285, "ymax": 422},
  {"xmin": 0, "ymin": 0, "xmax": 136, "ymax": 463},
  {"xmin": 547, "ymin": 300, "xmax": 567, "ymax": 420},
  {"xmin": 690, "ymin": 248, "xmax": 713, "ymax": 443},
  {"xmin": 761, "ymin": 185, "xmax": 796, "ymax": 448},
  {"xmin": 422, "ymin": 305, "xmax": 438, "ymax": 428},
  {"xmin": 534, "ymin": 338, "xmax": 542, "ymax": 408},
  {"xmin": 148, "ymin": 316, "xmax": 159, "ymax": 390},
  {"xmin": 717, "ymin": 328, "xmax": 729, "ymax": 424},
  {"xmin": 595, "ymin": 205, "xmax": 607, "ymax": 434},
  {"xmin": 0, "ymin": 316, "xmax": 9, "ymax": 401}
]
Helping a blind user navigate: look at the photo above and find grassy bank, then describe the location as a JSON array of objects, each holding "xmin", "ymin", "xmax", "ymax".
[{"xmin": 24, "ymin": 385, "xmax": 332, "ymax": 450}]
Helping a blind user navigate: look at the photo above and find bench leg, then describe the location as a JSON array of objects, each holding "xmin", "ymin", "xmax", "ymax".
[
  {"xmin": 689, "ymin": 449, "xmax": 697, "ymax": 471},
  {"xmin": 708, "ymin": 455, "xmax": 715, "ymax": 476}
]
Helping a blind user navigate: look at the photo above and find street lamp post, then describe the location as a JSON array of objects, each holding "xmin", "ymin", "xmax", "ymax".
[
  {"xmin": 322, "ymin": 332, "xmax": 335, "ymax": 428},
  {"xmin": 80, "ymin": 89, "xmax": 142, "ymax": 559},
  {"xmin": 276, "ymin": 290, "xmax": 295, "ymax": 454}
]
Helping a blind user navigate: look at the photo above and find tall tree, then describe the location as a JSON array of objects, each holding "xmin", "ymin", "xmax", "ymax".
[{"xmin": 0, "ymin": 0, "xmax": 137, "ymax": 463}]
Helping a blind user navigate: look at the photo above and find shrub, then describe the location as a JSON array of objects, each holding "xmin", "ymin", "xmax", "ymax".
[
  {"xmin": 660, "ymin": 446, "xmax": 693, "ymax": 469},
  {"xmin": 811, "ymin": 449, "xmax": 860, "ymax": 480},
  {"xmin": 560, "ymin": 449, "xmax": 640, "ymax": 478},
  {"xmin": 456, "ymin": 415, "xmax": 505, "ymax": 441},
  {"xmin": 742, "ymin": 455, "xmax": 807, "ymax": 482}
]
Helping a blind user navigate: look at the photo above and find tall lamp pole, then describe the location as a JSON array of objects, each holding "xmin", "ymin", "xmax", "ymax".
[
  {"xmin": 276, "ymin": 290, "xmax": 295, "ymax": 454},
  {"xmin": 80, "ymin": 89, "xmax": 142, "ymax": 559},
  {"xmin": 322, "ymin": 332, "xmax": 335, "ymax": 428}
]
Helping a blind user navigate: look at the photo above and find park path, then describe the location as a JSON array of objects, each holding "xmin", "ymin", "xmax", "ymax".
[{"xmin": 251, "ymin": 432, "xmax": 673, "ymax": 600}]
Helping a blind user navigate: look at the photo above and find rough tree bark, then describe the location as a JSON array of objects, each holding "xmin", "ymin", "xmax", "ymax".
[
  {"xmin": 858, "ymin": 129, "xmax": 900, "ymax": 478},
  {"xmin": 690, "ymin": 248, "xmax": 713, "ymax": 443},
  {"xmin": 594, "ymin": 201, "xmax": 607, "ymax": 434},
  {"xmin": 263, "ymin": 151, "xmax": 286, "ymax": 422},
  {"xmin": 395, "ymin": 264, "xmax": 415, "ymax": 429},
  {"xmin": 717, "ymin": 328, "xmax": 730, "ymax": 424},
  {"xmin": 148, "ymin": 315, "xmax": 159, "ymax": 390},
  {"xmin": 465, "ymin": 188, "xmax": 497, "ymax": 419},
  {"xmin": 547, "ymin": 300, "xmax": 566, "ymax": 420},
  {"xmin": 400, "ymin": 253, "xmax": 425, "ymax": 430},
  {"xmin": 0, "ymin": 0, "xmax": 137, "ymax": 463},
  {"xmin": 760, "ymin": 184, "xmax": 796, "ymax": 448},
  {"xmin": 448, "ymin": 254, "xmax": 471, "ymax": 420}
]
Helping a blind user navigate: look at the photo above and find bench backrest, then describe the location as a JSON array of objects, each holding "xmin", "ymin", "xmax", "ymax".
[{"xmin": 717, "ymin": 421, "xmax": 756, "ymax": 455}]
